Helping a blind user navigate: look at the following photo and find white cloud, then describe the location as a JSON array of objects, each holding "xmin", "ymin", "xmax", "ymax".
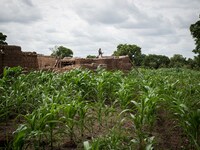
[{"xmin": 0, "ymin": 0, "xmax": 199, "ymax": 58}]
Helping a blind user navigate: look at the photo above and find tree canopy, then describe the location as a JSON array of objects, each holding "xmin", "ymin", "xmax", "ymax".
[
  {"xmin": 51, "ymin": 46, "xmax": 73, "ymax": 58},
  {"xmin": 169, "ymin": 54, "xmax": 186, "ymax": 68},
  {"xmin": 0, "ymin": 32, "xmax": 8, "ymax": 45},
  {"xmin": 86, "ymin": 55, "xmax": 96, "ymax": 58},
  {"xmin": 190, "ymin": 18, "xmax": 200, "ymax": 67},
  {"xmin": 143, "ymin": 54, "xmax": 170, "ymax": 69},
  {"xmin": 113, "ymin": 44, "xmax": 142, "ymax": 65}
]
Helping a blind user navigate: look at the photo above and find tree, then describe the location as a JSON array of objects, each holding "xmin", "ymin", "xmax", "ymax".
[
  {"xmin": 190, "ymin": 17, "xmax": 200, "ymax": 67},
  {"xmin": 113, "ymin": 44, "xmax": 142, "ymax": 66},
  {"xmin": 0, "ymin": 32, "xmax": 8, "ymax": 45},
  {"xmin": 137, "ymin": 54, "xmax": 146, "ymax": 66},
  {"xmin": 51, "ymin": 46, "xmax": 73, "ymax": 58},
  {"xmin": 143, "ymin": 54, "xmax": 170, "ymax": 69},
  {"xmin": 169, "ymin": 54, "xmax": 186, "ymax": 68},
  {"xmin": 186, "ymin": 58, "xmax": 196, "ymax": 69},
  {"xmin": 86, "ymin": 55, "xmax": 96, "ymax": 58}
]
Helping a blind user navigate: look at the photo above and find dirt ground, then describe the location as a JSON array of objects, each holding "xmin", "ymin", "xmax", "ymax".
[{"xmin": 0, "ymin": 107, "xmax": 191, "ymax": 150}]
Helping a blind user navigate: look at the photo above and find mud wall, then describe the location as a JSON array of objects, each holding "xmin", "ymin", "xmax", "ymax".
[
  {"xmin": 96, "ymin": 56, "xmax": 132, "ymax": 70},
  {"xmin": 0, "ymin": 45, "xmax": 39, "ymax": 74},
  {"xmin": 74, "ymin": 56, "xmax": 132, "ymax": 71},
  {"xmin": 0, "ymin": 45, "xmax": 132, "ymax": 75},
  {"xmin": 117, "ymin": 56, "xmax": 132, "ymax": 70},
  {"xmin": 37, "ymin": 55, "xmax": 56, "ymax": 68},
  {"xmin": 65, "ymin": 56, "xmax": 132, "ymax": 70},
  {"xmin": 22, "ymin": 52, "xmax": 38, "ymax": 69},
  {"xmin": 0, "ymin": 45, "xmax": 23, "ymax": 67},
  {"xmin": 0, "ymin": 45, "xmax": 23, "ymax": 75}
]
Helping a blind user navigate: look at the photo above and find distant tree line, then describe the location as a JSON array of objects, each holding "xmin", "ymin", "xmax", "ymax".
[{"xmin": 112, "ymin": 44, "xmax": 199, "ymax": 70}]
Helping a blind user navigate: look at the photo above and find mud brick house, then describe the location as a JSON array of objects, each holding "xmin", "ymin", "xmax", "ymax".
[
  {"xmin": 0, "ymin": 45, "xmax": 38, "ymax": 74},
  {"xmin": 55, "ymin": 56, "xmax": 133, "ymax": 71},
  {"xmin": 0, "ymin": 45, "xmax": 133, "ymax": 75},
  {"xmin": 37, "ymin": 55, "xmax": 56, "ymax": 69}
]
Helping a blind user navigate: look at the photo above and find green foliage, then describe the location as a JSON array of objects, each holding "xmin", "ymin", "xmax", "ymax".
[
  {"xmin": 86, "ymin": 55, "xmax": 96, "ymax": 58},
  {"xmin": 0, "ymin": 32, "xmax": 7, "ymax": 45},
  {"xmin": 113, "ymin": 44, "xmax": 142, "ymax": 65},
  {"xmin": 51, "ymin": 45, "xmax": 73, "ymax": 58},
  {"xmin": 157, "ymin": 68, "xmax": 200, "ymax": 149},
  {"xmin": 169, "ymin": 54, "xmax": 187, "ymax": 68},
  {"xmin": 13, "ymin": 103, "xmax": 63, "ymax": 149},
  {"xmin": 143, "ymin": 54, "xmax": 170, "ymax": 69},
  {"xmin": 190, "ymin": 18, "xmax": 200, "ymax": 67},
  {"xmin": 84, "ymin": 128, "xmax": 131, "ymax": 150},
  {"xmin": 112, "ymin": 43, "xmax": 198, "ymax": 69},
  {"xmin": 0, "ymin": 68, "xmax": 199, "ymax": 149},
  {"xmin": 3, "ymin": 66, "xmax": 23, "ymax": 79},
  {"xmin": 186, "ymin": 58, "xmax": 196, "ymax": 69}
]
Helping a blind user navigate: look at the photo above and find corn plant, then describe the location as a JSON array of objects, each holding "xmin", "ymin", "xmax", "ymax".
[
  {"xmin": 13, "ymin": 103, "xmax": 62, "ymax": 150},
  {"xmin": 77, "ymin": 102, "xmax": 89, "ymax": 137},
  {"xmin": 167, "ymin": 95, "xmax": 200, "ymax": 149},
  {"xmin": 2, "ymin": 66, "xmax": 23, "ymax": 80},
  {"xmin": 130, "ymin": 84, "xmax": 158, "ymax": 149},
  {"xmin": 1, "ymin": 67, "xmax": 199, "ymax": 149},
  {"xmin": 60, "ymin": 101, "xmax": 79, "ymax": 142},
  {"xmin": 116, "ymin": 77, "xmax": 140, "ymax": 109},
  {"xmin": 0, "ymin": 67, "xmax": 24, "ymax": 122},
  {"xmin": 83, "ymin": 127, "xmax": 131, "ymax": 150},
  {"xmin": 156, "ymin": 69, "xmax": 200, "ymax": 149}
]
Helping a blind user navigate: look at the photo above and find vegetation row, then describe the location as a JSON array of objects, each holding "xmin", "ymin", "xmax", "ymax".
[{"xmin": 0, "ymin": 67, "xmax": 199, "ymax": 149}]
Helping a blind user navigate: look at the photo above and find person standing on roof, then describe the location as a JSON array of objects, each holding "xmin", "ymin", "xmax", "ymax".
[{"xmin": 98, "ymin": 48, "xmax": 103, "ymax": 58}]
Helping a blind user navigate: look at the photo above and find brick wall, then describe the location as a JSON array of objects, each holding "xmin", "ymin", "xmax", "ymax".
[
  {"xmin": 37, "ymin": 55, "xmax": 56, "ymax": 68},
  {"xmin": 62, "ymin": 56, "xmax": 132, "ymax": 71},
  {"xmin": 75, "ymin": 58, "xmax": 94, "ymax": 65},
  {"xmin": 82, "ymin": 56, "xmax": 132, "ymax": 71},
  {"xmin": 0, "ymin": 45, "xmax": 39, "ymax": 74},
  {"xmin": 57, "ymin": 56, "xmax": 132, "ymax": 71},
  {"xmin": 0, "ymin": 45, "xmax": 23, "ymax": 68},
  {"xmin": 22, "ymin": 52, "xmax": 38, "ymax": 69},
  {"xmin": 0, "ymin": 45, "xmax": 132, "ymax": 75}
]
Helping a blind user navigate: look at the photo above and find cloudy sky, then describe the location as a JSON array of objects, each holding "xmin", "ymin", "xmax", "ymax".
[{"xmin": 0, "ymin": 0, "xmax": 199, "ymax": 58}]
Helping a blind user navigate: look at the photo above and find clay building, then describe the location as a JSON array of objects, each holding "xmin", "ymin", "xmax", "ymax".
[
  {"xmin": 0, "ymin": 45, "xmax": 133, "ymax": 75},
  {"xmin": 0, "ymin": 45, "xmax": 38, "ymax": 74},
  {"xmin": 54, "ymin": 56, "xmax": 132, "ymax": 71}
]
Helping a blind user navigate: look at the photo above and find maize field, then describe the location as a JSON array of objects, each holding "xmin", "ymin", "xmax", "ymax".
[{"xmin": 0, "ymin": 67, "xmax": 200, "ymax": 149}]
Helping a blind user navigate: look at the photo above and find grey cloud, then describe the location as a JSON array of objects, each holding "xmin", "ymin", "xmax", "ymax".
[
  {"xmin": 21, "ymin": 0, "xmax": 34, "ymax": 7},
  {"xmin": 117, "ymin": 14, "xmax": 176, "ymax": 38},
  {"xmin": 74, "ymin": 8, "xmax": 127, "ymax": 25},
  {"xmin": 0, "ymin": 0, "xmax": 42, "ymax": 24},
  {"xmin": 71, "ymin": 29, "xmax": 91, "ymax": 38},
  {"xmin": 172, "ymin": 13, "xmax": 200, "ymax": 29},
  {"xmin": 71, "ymin": 0, "xmax": 140, "ymax": 25},
  {"xmin": 151, "ymin": 0, "xmax": 200, "ymax": 9},
  {"xmin": 136, "ymin": 27, "xmax": 175, "ymax": 36},
  {"xmin": 70, "ymin": 24, "xmax": 118, "ymax": 45},
  {"xmin": 117, "ymin": 15, "xmax": 162, "ymax": 29},
  {"xmin": 45, "ymin": 28, "xmax": 58, "ymax": 33}
]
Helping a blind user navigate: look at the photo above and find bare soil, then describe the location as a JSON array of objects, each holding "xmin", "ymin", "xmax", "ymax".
[{"xmin": 0, "ymin": 107, "xmax": 191, "ymax": 149}]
